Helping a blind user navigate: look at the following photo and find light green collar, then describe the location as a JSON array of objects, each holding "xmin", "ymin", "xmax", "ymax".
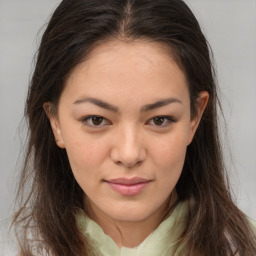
[{"xmin": 76, "ymin": 200, "xmax": 189, "ymax": 256}]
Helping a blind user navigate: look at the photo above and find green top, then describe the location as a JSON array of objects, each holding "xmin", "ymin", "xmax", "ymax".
[
  {"xmin": 76, "ymin": 200, "xmax": 256, "ymax": 256},
  {"xmin": 76, "ymin": 200, "xmax": 188, "ymax": 256}
]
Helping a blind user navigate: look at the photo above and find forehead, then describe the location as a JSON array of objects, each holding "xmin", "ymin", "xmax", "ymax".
[
  {"xmin": 73, "ymin": 39, "xmax": 181, "ymax": 78},
  {"xmin": 61, "ymin": 40, "xmax": 189, "ymax": 107}
]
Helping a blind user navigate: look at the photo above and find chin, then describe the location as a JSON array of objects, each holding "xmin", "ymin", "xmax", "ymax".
[{"xmin": 109, "ymin": 207, "xmax": 155, "ymax": 223}]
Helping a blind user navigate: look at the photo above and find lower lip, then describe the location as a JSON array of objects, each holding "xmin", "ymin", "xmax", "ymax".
[{"xmin": 106, "ymin": 182, "xmax": 150, "ymax": 196}]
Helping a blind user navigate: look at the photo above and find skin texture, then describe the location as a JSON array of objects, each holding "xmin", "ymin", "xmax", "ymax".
[{"xmin": 45, "ymin": 40, "xmax": 208, "ymax": 248}]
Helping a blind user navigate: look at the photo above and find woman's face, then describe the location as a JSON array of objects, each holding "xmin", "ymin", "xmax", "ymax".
[{"xmin": 47, "ymin": 40, "xmax": 208, "ymax": 224}]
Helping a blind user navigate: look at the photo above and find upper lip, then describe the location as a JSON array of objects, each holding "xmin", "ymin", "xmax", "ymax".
[{"xmin": 105, "ymin": 177, "xmax": 151, "ymax": 185}]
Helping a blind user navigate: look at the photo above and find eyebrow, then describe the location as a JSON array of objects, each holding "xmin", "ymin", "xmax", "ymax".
[
  {"xmin": 73, "ymin": 97, "xmax": 182, "ymax": 112},
  {"xmin": 74, "ymin": 97, "xmax": 119, "ymax": 112},
  {"xmin": 141, "ymin": 98, "xmax": 182, "ymax": 112}
]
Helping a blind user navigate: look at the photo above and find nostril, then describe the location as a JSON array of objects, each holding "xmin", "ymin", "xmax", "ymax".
[{"xmin": 114, "ymin": 159, "xmax": 144, "ymax": 168}]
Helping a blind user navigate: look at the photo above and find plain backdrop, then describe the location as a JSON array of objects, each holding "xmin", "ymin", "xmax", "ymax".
[{"xmin": 0, "ymin": 0, "xmax": 255, "ymax": 255}]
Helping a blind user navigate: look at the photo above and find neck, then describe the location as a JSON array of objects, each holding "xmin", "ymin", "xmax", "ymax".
[{"xmin": 84, "ymin": 192, "xmax": 178, "ymax": 248}]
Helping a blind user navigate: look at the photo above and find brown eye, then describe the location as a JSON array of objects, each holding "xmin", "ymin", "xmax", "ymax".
[
  {"xmin": 152, "ymin": 117, "xmax": 165, "ymax": 126},
  {"xmin": 81, "ymin": 115, "xmax": 111, "ymax": 128},
  {"xmin": 147, "ymin": 116, "xmax": 175, "ymax": 127},
  {"xmin": 91, "ymin": 116, "xmax": 104, "ymax": 125}
]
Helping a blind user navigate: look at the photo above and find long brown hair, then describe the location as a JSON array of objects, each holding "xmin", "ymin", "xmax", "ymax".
[{"xmin": 13, "ymin": 0, "xmax": 256, "ymax": 255}]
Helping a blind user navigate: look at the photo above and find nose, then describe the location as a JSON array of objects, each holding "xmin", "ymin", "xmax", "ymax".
[{"xmin": 110, "ymin": 125, "xmax": 146, "ymax": 168}]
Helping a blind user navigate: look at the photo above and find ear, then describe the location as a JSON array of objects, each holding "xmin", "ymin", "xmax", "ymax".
[
  {"xmin": 43, "ymin": 102, "xmax": 65, "ymax": 148},
  {"xmin": 187, "ymin": 91, "xmax": 209, "ymax": 145}
]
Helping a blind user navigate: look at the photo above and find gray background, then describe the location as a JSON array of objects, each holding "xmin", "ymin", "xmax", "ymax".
[{"xmin": 0, "ymin": 0, "xmax": 255, "ymax": 255}]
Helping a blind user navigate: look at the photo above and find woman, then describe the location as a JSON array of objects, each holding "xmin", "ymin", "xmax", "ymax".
[{"xmin": 13, "ymin": 0, "xmax": 256, "ymax": 255}]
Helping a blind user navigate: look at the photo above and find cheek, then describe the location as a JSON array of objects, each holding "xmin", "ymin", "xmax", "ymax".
[
  {"xmin": 63, "ymin": 133, "xmax": 109, "ymax": 177},
  {"xmin": 64, "ymin": 137, "xmax": 110, "ymax": 196},
  {"xmin": 151, "ymin": 133, "xmax": 188, "ymax": 197},
  {"xmin": 152, "ymin": 131, "xmax": 188, "ymax": 169}
]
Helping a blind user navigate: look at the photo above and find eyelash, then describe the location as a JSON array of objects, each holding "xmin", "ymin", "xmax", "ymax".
[
  {"xmin": 81, "ymin": 116, "xmax": 111, "ymax": 128},
  {"xmin": 81, "ymin": 115, "xmax": 176, "ymax": 128}
]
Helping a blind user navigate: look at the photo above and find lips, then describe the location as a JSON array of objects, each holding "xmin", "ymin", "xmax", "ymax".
[{"xmin": 104, "ymin": 177, "xmax": 151, "ymax": 196}]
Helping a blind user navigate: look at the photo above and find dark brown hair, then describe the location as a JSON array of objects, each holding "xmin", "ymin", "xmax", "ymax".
[{"xmin": 13, "ymin": 0, "xmax": 256, "ymax": 255}]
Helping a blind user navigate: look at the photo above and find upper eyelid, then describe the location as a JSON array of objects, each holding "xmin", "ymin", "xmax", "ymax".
[
  {"xmin": 81, "ymin": 115, "xmax": 175, "ymax": 127},
  {"xmin": 81, "ymin": 115, "xmax": 174, "ymax": 121},
  {"xmin": 149, "ymin": 115, "xmax": 175, "ymax": 120},
  {"xmin": 81, "ymin": 115, "xmax": 111, "ymax": 126},
  {"xmin": 147, "ymin": 116, "xmax": 176, "ymax": 126}
]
